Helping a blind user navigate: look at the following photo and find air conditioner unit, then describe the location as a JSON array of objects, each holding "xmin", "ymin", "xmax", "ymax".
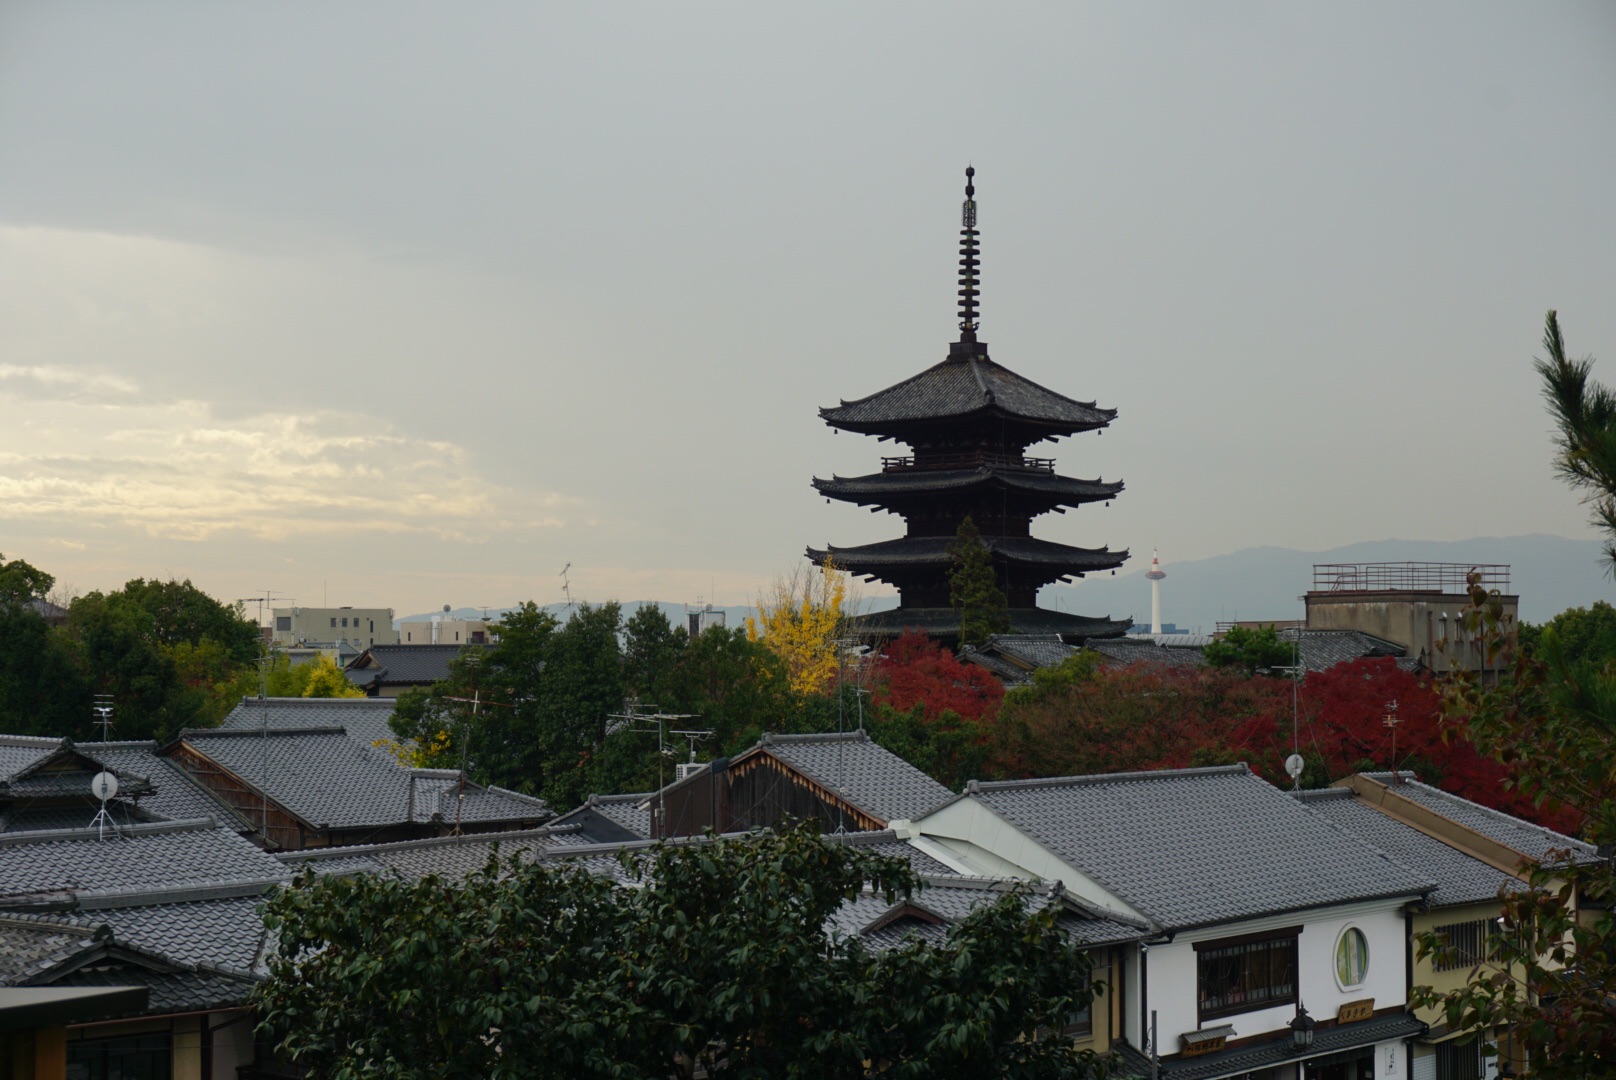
[{"xmin": 675, "ymin": 762, "xmax": 705, "ymax": 782}]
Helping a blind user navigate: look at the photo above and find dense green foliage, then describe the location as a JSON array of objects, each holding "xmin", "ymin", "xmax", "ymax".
[
  {"xmin": 1202, "ymin": 624, "xmax": 1294, "ymax": 674},
  {"xmin": 256, "ymin": 825, "xmax": 1111, "ymax": 1079},
  {"xmin": 1409, "ymin": 313, "xmax": 1616, "ymax": 1077},
  {"xmin": 0, "ymin": 555, "xmax": 262, "ymax": 740},
  {"xmin": 1518, "ymin": 600, "xmax": 1616, "ymax": 673},
  {"xmin": 388, "ymin": 603, "xmax": 807, "ymax": 808},
  {"xmin": 947, "ymin": 516, "xmax": 1009, "ymax": 647}
]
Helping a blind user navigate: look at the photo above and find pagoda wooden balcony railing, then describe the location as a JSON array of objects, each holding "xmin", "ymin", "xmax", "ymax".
[{"xmin": 880, "ymin": 452, "xmax": 1056, "ymax": 473}]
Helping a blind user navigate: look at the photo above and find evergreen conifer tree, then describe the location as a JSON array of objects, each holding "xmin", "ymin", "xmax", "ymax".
[{"xmin": 947, "ymin": 516, "xmax": 1009, "ymax": 646}]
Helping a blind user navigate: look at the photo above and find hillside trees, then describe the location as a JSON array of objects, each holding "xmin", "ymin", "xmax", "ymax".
[{"xmin": 256, "ymin": 824, "xmax": 1110, "ymax": 1079}]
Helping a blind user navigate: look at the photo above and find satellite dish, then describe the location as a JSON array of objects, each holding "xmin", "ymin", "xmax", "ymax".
[
  {"xmin": 1284, "ymin": 754, "xmax": 1305, "ymax": 781},
  {"xmin": 91, "ymin": 771, "xmax": 119, "ymax": 801}
]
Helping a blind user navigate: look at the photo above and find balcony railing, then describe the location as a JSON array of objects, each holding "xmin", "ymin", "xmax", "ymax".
[
  {"xmin": 881, "ymin": 451, "xmax": 1055, "ymax": 473},
  {"xmin": 1311, "ymin": 562, "xmax": 1510, "ymax": 594}
]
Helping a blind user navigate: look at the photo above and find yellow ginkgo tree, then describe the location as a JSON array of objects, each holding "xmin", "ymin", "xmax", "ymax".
[{"xmin": 746, "ymin": 558, "xmax": 851, "ymax": 696}]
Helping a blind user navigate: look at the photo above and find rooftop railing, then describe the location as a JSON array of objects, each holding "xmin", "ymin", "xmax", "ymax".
[
  {"xmin": 881, "ymin": 451, "xmax": 1056, "ymax": 473},
  {"xmin": 1310, "ymin": 562, "xmax": 1510, "ymax": 594}
]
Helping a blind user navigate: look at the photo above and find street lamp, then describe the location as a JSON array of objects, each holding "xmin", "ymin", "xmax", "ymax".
[{"xmin": 1290, "ymin": 1004, "xmax": 1316, "ymax": 1051}]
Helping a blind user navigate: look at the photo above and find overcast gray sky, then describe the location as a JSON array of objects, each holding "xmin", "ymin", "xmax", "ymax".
[{"xmin": 2, "ymin": 2, "xmax": 1613, "ymax": 617}]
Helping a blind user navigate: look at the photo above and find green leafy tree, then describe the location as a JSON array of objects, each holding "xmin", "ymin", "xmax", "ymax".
[
  {"xmin": 300, "ymin": 655, "xmax": 365, "ymax": 698},
  {"xmin": 948, "ymin": 516, "xmax": 1010, "ymax": 647},
  {"xmin": 1518, "ymin": 600, "xmax": 1616, "ymax": 673},
  {"xmin": 1409, "ymin": 312, "xmax": 1616, "ymax": 1077},
  {"xmin": 0, "ymin": 554, "xmax": 91, "ymax": 737},
  {"xmin": 1203, "ymin": 625, "xmax": 1294, "ymax": 675},
  {"xmin": 255, "ymin": 824, "xmax": 1111, "ymax": 1079},
  {"xmin": 622, "ymin": 604, "xmax": 685, "ymax": 703}
]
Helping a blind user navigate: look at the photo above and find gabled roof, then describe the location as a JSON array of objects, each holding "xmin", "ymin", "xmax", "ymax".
[
  {"xmin": 820, "ymin": 355, "xmax": 1116, "ymax": 438},
  {"xmin": 828, "ymin": 875, "xmax": 1147, "ymax": 951},
  {"xmin": 0, "ymin": 742, "xmax": 156, "ymax": 801},
  {"xmin": 1355, "ymin": 773, "xmax": 1598, "ymax": 865},
  {"xmin": 549, "ymin": 793, "xmax": 653, "ymax": 843},
  {"xmin": 952, "ymin": 765, "xmax": 1433, "ymax": 930},
  {"xmin": 72, "ymin": 742, "xmax": 243, "ymax": 826},
  {"xmin": 1275, "ymin": 628, "xmax": 1408, "ymax": 672},
  {"xmin": 1085, "ymin": 636, "xmax": 1208, "ymax": 671},
  {"xmin": 0, "ymin": 736, "xmax": 64, "ymax": 781},
  {"xmin": 168, "ymin": 728, "xmax": 549, "ymax": 832},
  {"xmin": 749, "ymin": 732, "xmax": 954, "ymax": 825},
  {"xmin": 217, "ymin": 696, "xmax": 398, "ymax": 751},
  {"xmin": 344, "ymin": 644, "xmax": 490, "ymax": 687},
  {"xmin": 1292, "ymin": 788, "xmax": 1518, "ymax": 909}
]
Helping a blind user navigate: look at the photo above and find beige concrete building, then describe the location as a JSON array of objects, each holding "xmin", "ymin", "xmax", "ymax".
[
  {"xmin": 271, "ymin": 606, "xmax": 399, "ymax": 650},
  {"xmin": 1304, "ymin": 563, "xmax": 1518, "ymax": 674},
  {"xmin": 399, "ymin": 614, "xmax": 496, "ymax": 645}
]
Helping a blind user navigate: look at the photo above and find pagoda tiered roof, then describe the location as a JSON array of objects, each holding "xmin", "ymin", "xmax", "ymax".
[
  {"xmin": 819, "ymin": 352, "xmax": 1116, "ymax": 441},
  {"xmin": 807, "ymin": 535, "xmax": 1126, "ymax": 575},
  {"xmin": 813, "ymin": 465, "xmax": 1122, "ymax": 509}
]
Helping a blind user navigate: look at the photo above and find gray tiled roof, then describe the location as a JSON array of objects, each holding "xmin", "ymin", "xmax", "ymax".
[
  {"xmin": 217, "ymin": 697, "xmax": 398, "ymax": 750},
  {"xmin": 829, "ymin": 877, "xmax": 1145, "ymax": 951},
  {"xmin": 1274, "ymin": 629, "xmax": 1407, "ymax": 672},
  {"xmin": 0, "ymin": 915, "xmax": 98, "ymax": 982},
  {"xmin": 823, "ymin": 831, "xmax": 958, "ymax": 877},
  {"xmin": 0, "ymin": 736, "xmax": 65, "ymax": 781},
  {"xmin": 1360, "ymin": 774, "xmax": 1598, "ymax": 864},
  {"xmin": 76, "ymin": 742, "xmax": 241, "ymax": 826},
  {"xmin": 820, "ymin": 355, "xmax": 1116, "ymax": 434},
  {"xmin": 548, "ymin": 793, "xmax": 654, "ymax": 844},
  {"xmin": 174, "ymin": 729, "xmax": 548, "ymax": 830},
  {"xmin": 1, "ymin": 802, "xmax": 164, "ymax": 834},
  {"xmin": 345, "ymin": 644, "xmax": 490, "ymax": 687},
  {"xmin": 1293, "ymin": 789, "xmax": 1518, "ymax": 908},
  {"xmin": 965, "ymin": 765, "xmax": 1433, "ymax": 930},
  {"xmin": 1086, "ymin": 637, "xmax": 1208, "ymax": 670},
  {"xmin": 0, "ymin": 821, "xmax": 287, "ymax": 901},
  {"xmin": 50, "ymin": 965, "xmax": 256, "ymax": 1017},
  {"xmin": 88, "ymin": 895, "xmax": 269, "ymax": 971},
  {"xmin": 281, "ymin": 827, "xmax": 575, "ymax": 883},
  {"xmin": 757, "ymin": 732, "xmax": 954, "ymax": 824}
]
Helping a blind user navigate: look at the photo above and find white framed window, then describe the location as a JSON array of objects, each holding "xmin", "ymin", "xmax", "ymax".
[{"xmin": 1334, "ymin": 925, "xmax": 1369, "ymax": 989}]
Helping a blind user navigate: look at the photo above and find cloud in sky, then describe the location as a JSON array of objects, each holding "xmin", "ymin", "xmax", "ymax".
[{"xmin": 1, "ymin": 3, "xmax": 1614, "ymax": 617}]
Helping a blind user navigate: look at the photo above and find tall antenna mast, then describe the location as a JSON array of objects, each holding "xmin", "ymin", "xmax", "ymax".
[
  {"xmin": 559, "ymin": 564, "xmax": 574, "ymax": 611},
  {"xmin": 1384, "ymin": 700, "xmax": 1402, "ymax": 781},
  {"xmin": 88, "ymin": 697, "xmax": 120, "ymax": 840},
  {"xmin": 92, "ymin": 694, "xmax": 114, "ymax": 743},
  {"xmin": 236, "ymin": 590, "xmax": 291, "ymax": 632}
]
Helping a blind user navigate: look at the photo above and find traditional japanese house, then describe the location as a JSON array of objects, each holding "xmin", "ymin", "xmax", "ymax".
[{"xmin": 809, "ymin": 168, "xmax": 1131, "ymax": 642}]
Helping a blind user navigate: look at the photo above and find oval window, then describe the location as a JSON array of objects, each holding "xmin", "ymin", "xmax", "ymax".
[{"xmin": 1336, "ymin": 927, "xmax": 1369, "ymax": 987}]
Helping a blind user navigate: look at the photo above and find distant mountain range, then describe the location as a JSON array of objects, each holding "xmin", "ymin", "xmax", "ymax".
[
  {"xmin": 400, "ymin": 535, "xmax": 1612, "ymax": 635},
  {"xmin": 1042, "ymin": 534, "xmax": 1612, "ymax": 632}
]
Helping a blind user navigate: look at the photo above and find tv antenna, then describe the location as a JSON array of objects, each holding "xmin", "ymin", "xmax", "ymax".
[
  {"xmin": 441, "ymin": 658, "xmax": 514, "ymax": 834},
  {"xmin": 559, "ymin": 564, "xmax": 574, "ymax": 611},
  {"xmin": 1383, "ymin": 700, "xmax": 1402, "ymax": 781},
  {"xmin": 607, "ymin": 700, "xmax": 709, "ymax": 837},
  {"xmin": 92, "ymin": 694, "xmax": 115, "ymax": 743},
  {"xmin": 236, "ymin": 590, "xmax": 292, "ymax": 630}
]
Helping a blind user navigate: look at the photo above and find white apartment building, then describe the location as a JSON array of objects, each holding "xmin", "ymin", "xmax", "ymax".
[{"xmin": 271, "ymin": 606, "xmax": 399, "ymax": 650}]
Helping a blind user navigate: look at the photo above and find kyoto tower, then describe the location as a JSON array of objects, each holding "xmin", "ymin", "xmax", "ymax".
[{"xmin": 1145, "ymin": 549, "xmax": 1166, "ymax": 634}]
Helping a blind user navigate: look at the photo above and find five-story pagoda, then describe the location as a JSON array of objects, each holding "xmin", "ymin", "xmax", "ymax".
[{"xmin": 808, "ymin": 169, "xmax": 1131, "ymax": 642}]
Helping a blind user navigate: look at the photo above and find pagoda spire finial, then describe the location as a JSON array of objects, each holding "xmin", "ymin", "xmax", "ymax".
[{"xmin": 955, "ymin": 166, "xmax": 983, "ymax": 352}]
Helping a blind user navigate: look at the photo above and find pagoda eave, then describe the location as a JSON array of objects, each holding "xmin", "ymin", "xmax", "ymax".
[
  {"xmin": 819, "ymin": 403, "xmax": 1112, "ymax": 442},
  {"xmin": 842, "ymin": 607, "xmax": 1132, "ymax": 643},
  {"xmin": 808, "ymin": 536, "xmax": 1128, "ymax": 574},
  {"xmin": 812, "ymin": 468, "xmax": 1123, "ymax": 508}
]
